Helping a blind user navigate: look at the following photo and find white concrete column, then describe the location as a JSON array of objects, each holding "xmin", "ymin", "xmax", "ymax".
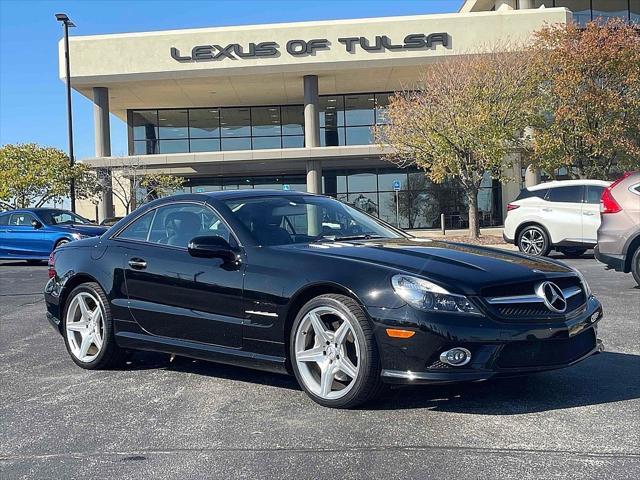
[
  {"xmin": 518, "ymin": 0, "xmax": 533, "ymax": 8},
  {"xmin": 304, "ymin": 75, "xmax": 322, "ymax": 194},
  {"xmin": 93, "ymin": 87, "xmax": 114, "ymax": 220},
  {"xmin": 525, "ymin": 163, "xmax": 541, "ymax": 188}
]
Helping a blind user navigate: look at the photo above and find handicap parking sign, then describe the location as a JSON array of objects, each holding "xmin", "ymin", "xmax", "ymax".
[{"xmin": 392, "ymin": 180, "xmax": 401, "ymax": 191}]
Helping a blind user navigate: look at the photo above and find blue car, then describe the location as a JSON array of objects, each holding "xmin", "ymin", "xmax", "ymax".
[{"xmin": 0, "ymin": 209, "xmax": 107, "ymax": 263}]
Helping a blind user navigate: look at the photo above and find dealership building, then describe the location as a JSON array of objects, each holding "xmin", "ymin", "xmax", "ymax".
[{"xmin": 62, "ymin": 0, "xmax": 639, "ymax": 226}]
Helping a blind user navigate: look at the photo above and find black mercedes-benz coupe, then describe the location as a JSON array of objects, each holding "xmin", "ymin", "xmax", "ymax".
[{"xmin": 44, "ymin": 190, "xmax": 604, "ymax": 408}]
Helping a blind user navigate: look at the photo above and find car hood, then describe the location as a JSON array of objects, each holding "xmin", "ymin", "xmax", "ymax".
[
  {"xmin": 278, "ymin": 237, "xmax": 574, "ymax": 295},
  {"xmin": 54, "ymin": 224, "xmax": 108, "ymax": 236}
]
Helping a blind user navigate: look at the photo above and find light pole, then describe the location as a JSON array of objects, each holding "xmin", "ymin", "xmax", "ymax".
[{"xmin": 55, "ymin": 13, "xmax": 76, "ymax": 212}]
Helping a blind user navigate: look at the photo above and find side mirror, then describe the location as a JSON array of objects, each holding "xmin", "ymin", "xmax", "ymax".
[
  {"xmin": 188, "ymin": 235, "xmax": 237, "ymax": 264},
  {"xmin": 31, "ymin": 219, "xmax": 43, "ymax": 229}
]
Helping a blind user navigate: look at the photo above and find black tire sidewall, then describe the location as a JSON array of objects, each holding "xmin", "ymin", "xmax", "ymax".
[
  {"xmin": 62, "ymin": 282, "xmax": 118, "ymax": 369},
  {"xmin": 518, "ymin": 226, "xmax": 550, "ymax": 256},
  {"xmin": 632, "ymin": 248, "xmax": 640, "ymax": 286},
  {"xmin": 289, "ymin": 294, "xmax": 380, "ymax": 408}
]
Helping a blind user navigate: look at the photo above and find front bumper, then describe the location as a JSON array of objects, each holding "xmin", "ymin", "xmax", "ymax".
[
  {"xmin": 594, "ymin": 245, "xmax": 626, "ymax": 272},
  {"xmin": 368, "ymin": 295, "xmax": 603, "ymax": 385}
]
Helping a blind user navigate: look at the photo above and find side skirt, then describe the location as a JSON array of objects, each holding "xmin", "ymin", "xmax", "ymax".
[{"xmin": 114, "ymin": 319, "xmax": 288, "ymax": 375}]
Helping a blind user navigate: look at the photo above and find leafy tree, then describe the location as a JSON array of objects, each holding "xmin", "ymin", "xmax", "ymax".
[
  {"xmin": 528, "ymin": 19, "xmax": 640, "ymax": 179},
  {"xmin": 0, "ymin": 143, "xmax": 89, "ymax": 209},
  {"xmin": 376, "ymin": 49, "xmax": 536, "ymax": 238}
]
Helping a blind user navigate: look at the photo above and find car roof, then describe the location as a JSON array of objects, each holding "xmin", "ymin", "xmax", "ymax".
[{"xmin": 528, "ymin": 179, "xmax": 611, "ymax": 190}]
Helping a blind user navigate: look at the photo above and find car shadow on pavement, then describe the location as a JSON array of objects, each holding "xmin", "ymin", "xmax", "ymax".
[
  {"xmin": 371, "ymin": 351, "xmax": 640, "ymax": 414},
  {"xmin": 124, "ymin": 351, "xmax": 301, "ymax": 391},
  {"xmin": 124, "ymin": 350, "xmax": 639, "ymax": 411}
]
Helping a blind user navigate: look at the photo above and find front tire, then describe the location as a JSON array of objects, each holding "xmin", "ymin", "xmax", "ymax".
[
  {"xmin": 290, "ymin": 294, "xmax": 383, "ymax": 408},
  {"xmin": 517, "ymin": 225, "xmax": 551, "ymax": 257},
  {"xmin": 631, "ymin": 247, "xmax": 640, "ymax": 287},
  {"xmin": 63, "ymin": 282, "xmax": 124, "ymax": 369}
]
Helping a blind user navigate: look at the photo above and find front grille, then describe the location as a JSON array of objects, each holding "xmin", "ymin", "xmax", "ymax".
[
  {"xmin": 482, "ymin": 276, "xmax": 581, "ymax": 298},
  {"xmin": 482, "ymin": 276, "xmax": 586, "ymax": 321},
  {"xmin": 496, "ymin": 328, "xmax": 596, "ymax": 369}
]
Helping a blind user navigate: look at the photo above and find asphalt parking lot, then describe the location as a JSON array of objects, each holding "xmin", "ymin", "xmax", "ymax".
[{"xmin": 1, "ymin": 253, "xmax": 639, "ymax": 479}]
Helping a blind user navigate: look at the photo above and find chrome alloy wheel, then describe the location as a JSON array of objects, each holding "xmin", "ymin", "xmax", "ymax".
[
  {"xmin": 65, "ymin": 291, "xmax": 105, "ymax": 363},
  {"xmin": 520, "ymin": 228, "xmax": 545, "ymax": 255},
  {"xmin": 294, "ymin": 306, "xmax": 360, "ymax": 400}
]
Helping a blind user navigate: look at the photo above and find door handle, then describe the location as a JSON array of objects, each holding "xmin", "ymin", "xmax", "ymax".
[
  {"xmin": 583, "ymin": 212, "xmax": 596, "ymax": 216},
  {"xmin": 128, "ymin": 258, "xmax": 147, "ymax": 270},
  {"xmin": 542, "ymin": 208, "xmax": 553, "ymax": 212}
]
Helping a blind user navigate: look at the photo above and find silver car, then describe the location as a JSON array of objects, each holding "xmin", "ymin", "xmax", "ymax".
[{"xmin": 595, "ymin": 172, "xmax": 640, "ymax": 285}]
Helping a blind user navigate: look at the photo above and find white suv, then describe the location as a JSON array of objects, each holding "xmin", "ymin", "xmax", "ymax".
[{"xmin": 504, "ymin": 179, "xmax": 610, "ymax": 257}]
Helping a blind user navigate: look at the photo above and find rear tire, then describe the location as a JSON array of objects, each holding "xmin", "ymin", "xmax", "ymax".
[
  {"xmin": 290, "ymin": 294, "xmax": 383, "ymax": 409},
  {"xmin": 62, "ymin": 282, "xmax": 125, "ymax": 369},
  {"xmin": 558, "ymin": 247, "xmax": 587, "ymax": 258},
  {"xmin": 517, "ymin": 225, "xmax": 551, "ymax": 257},
  {"xmin": 631, "ymin": 247, "xmax": 640, "ymax": 287}
]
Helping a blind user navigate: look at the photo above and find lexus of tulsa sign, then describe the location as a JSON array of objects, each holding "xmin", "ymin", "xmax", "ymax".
[{"xmin": 170, "ymin": 33, "xmax": 449, "ymax": 62}]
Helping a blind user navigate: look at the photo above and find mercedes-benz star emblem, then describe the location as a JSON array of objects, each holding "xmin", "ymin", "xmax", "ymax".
[{"xmin": 535, "ymin": 281, "xmax": 567, "ymax": 313}]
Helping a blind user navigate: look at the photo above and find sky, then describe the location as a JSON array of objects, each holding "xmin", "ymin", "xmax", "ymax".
[{"xmin": 0, "ymin": 0, "xmax": 462, "ymax": 161}]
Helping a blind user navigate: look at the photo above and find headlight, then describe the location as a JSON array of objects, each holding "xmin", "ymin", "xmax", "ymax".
[
  {"xmin": 70, "ymin": 233, "xmax": 88, "ymax": 241},
  {"xmin": 391, "ymin": 274, "xmax": 481, "ymax": 315}
]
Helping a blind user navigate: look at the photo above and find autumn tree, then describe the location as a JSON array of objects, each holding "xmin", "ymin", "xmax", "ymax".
[
  {"xmin": 528, "ymin": 19, "xmax": 640, "ymax": 179},
  {"xmin": 0, "ymin": 143, "xmax": 90, "ymax": 208},
  {"xmin": 376, "ymin": 49, "xmax": 536, "ymax": 238}
]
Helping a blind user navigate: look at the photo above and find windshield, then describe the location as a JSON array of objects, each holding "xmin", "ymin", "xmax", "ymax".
[
  {"xmin": 222, "ymin": 195, "xmax": 403, "ymax": 246},
  {"xmin": 39, "ymin": 210, "xmax": 92, "ymax": 225}
]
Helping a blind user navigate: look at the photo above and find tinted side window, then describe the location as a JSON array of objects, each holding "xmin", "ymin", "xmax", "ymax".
[
  {"xmin": 148, "ymin": 203, "xmax": 231, "ymax": 248},
  {"xmin": 546, "ymin": 186, "xmax": 583, "ymax": 203},
  {"xmin": 516, "ymin": 188, "xmax": 548, "ymax": 201},
  {"xmin": 0, "ymin": 214, "xmax": 9, "ymax": 226},
  {"xmin": 117, "ymin": 210, "xmax": 155, "ymax": 241},
  {"xmin": 585, "ymin": 185, "xmax": 605, "ymax": 204},
  {"xmin": 9, "ymin": 213, "xmax": 36, "ymax": 226}
]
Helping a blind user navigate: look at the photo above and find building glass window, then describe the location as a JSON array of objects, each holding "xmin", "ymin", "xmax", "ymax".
[
  {"xmin": 158, "ymin": 139, "xmax": 189, "ymax": 154},
  {"xmin": 252, "ymin": 136, "xmax": 282, "ymax": 150},
  {"xmin": 282, "ymin": 135, "xmax": 304, "ymax": 148},
  {"xmin": 632, "ymin": 0, "xmax": 640, "ymax": 23},
  {"xmin": 220, "ymin": 108, "xmax": 251, "ymax": 137},
  {"xmin": 189, "ymin": 109, "xmax": 220, "ymax": 138},
  {"xmin": 190, "ymin": 138, "xmax": 220, "ymax": 152},
  {"xmin": 345, "ymin": 126, "xmax": 373, "ymax": 145},
  {"xmin": 251, "ymin": 107, "xmax": 281, "ymax": 137},
  {"xmin": 158, "ymin": 109, "xmax": 188, "ymax": 139},
  {"xmin": 375, "ymin": 93, "xmax": 391, "ymax": 125},
  {"xmin": 133, "ymin": 140, "xmax": 158, "ymax": 155},
  {"xmin": 221, "ymin": 137, "xmax": 251, "ymax": 151},
  {"xmin": 555, "ymin": 0, "xmax": 592, "ymax": 25},
  {"xmin": 592, "ymin": 0, "xmax": 630, "ymax": 23},
  {"xmin": 281, "ymin": 106, "xmax": 304, "ymax": 136},
  {"xmin": 344, "ymin": 94, "xmax": 375, "ymax": 126},
  {"xmin": 132, "ymin": 110, "xmax": 158, "ymax": 141},
  {"xmin": 320, "ymin": 96, "xmax": 344, "ymax": 127},
  {"xmin": 129, "ymin": 93, "xmax": 394, "ymax": 155}
]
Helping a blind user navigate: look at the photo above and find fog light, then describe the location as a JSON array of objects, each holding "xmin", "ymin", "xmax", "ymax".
[{"xmin": 440, "ymin": 347, "xmax": 471, "ymax": 366}]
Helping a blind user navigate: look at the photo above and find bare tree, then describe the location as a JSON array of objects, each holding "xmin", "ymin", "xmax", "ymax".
[{"xmin": 81, "ymin": 157, "xmax": 185, "ymax": 214}]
